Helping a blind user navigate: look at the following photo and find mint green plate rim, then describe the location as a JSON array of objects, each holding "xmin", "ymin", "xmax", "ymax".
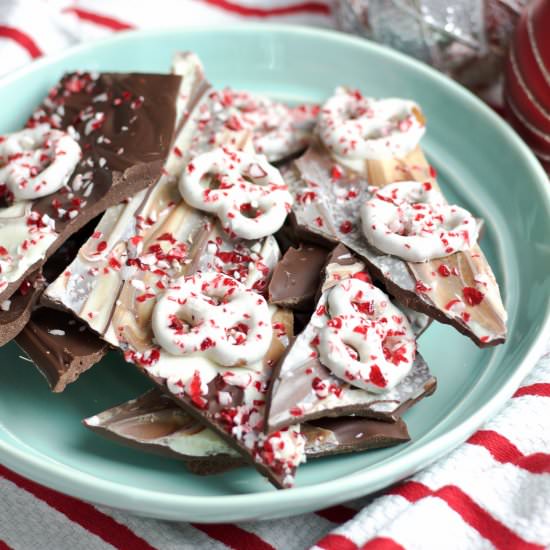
[{"xmin": 0, "ymin": 25, "xmax": 548, "ymax": 523}]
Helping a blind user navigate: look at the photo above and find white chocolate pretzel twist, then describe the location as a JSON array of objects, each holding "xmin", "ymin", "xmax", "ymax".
[
  {"xmin": 179, "ymin": 147, "xmax": 293, "ymax": 240},
  {"xmin": 361, "ymin": 181, "xmax": 478, "ymax": 262},
  {"xmin": 318, "ymin": 278, "xmax": 416, "ymax": 393},
  {"xmin": 318, "ymin": 87, "xmax": 425, "ymax": 161},
  {"xmin": 152, "ymin": 272, "xmax": 272, "ymax": 367},
  {"xmin": 0, "ymin": 125, "xmax": 81, "ymax": 202}
]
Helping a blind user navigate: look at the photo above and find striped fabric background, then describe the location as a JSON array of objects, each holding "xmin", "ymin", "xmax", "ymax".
[{"xmin": 0, "ymin": 2, "xmax": 549, "ymax": 549}]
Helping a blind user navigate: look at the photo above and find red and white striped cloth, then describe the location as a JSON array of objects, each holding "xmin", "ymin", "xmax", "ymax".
[{"xmin": 0, "ymin": 2, "xmax": 549, "ymax": 549}]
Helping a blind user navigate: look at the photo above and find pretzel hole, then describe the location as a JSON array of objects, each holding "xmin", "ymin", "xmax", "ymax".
[
  {"xmin": 346, "ymin": 104, "xmax": 368, "ymax": 121},
  {"xmin": 202, "ymin": 295, "xmax": 222, "ymax": 307},
  {"xmin": 168, "ymin": 313, "xmax": 194, "ymax": 335},
  {"xmin": 352, "ymin": 299, "xmax": 375, "ymax": 316},
  {"xmin": 200, "ymin": 171, "xmax": 230, "ymax": 191},
  {"xmin": 243, "ymin": 163, "xmax": 268, "ymax": 183},
  {"xmin": 0, "ymin": 185, "xmax": 14, "ymax": 207},
  {"xmin": 343, "ymin": 342, "xmax": 360, "ymax": 361},
  {"xmin": 226, "ymin": 322, "xmax": 250, "ymax": 346},
  {"xmin": 33, "ymin": 147, "xmax": 54, "ymax": 171},
  {"xmin": 239, "ymin": 202, "xmax": 262, "ymax": 219},
  {"xmin": 364, "ymin": 127, "xmax": 385, "ymax": 140}
]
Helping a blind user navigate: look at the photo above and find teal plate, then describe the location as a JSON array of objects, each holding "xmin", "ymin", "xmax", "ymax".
[{"xmin": 0, "ymin": 26, "xmax": 549, "ymax": 523}]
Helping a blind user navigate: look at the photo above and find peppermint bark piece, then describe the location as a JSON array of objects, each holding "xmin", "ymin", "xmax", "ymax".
[
  {"xmin": 266, "ymin": 244, "xmax": 436, "ymax": 433},
  {"xmin": 43, "ymin": 67, "xmax": 312, "ymax": 488},
  {"xmin": 0, "ymin": 69, "xmax": 182, "ymax": 305},
  {"xmin": 83, "ymin": 388, "xmax": 410, "ymax": 473},
  {"xmin": 289, "ymin": 137, "xmax": 507, "ymax": 347}
]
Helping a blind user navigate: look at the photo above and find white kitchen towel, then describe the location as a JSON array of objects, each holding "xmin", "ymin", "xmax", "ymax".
[{"xmin": 0, "ymin": 2, "xmax": 549, "ymax": 549}]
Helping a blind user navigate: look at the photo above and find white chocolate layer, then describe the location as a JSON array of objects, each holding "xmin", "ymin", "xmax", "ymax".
[{"xmin": 0, "ymin": 202, "xmax": 57, "ymax": 292}]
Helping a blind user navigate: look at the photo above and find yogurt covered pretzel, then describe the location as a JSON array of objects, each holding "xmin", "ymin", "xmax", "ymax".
[
  {"xmin": 152, "ymin": 271, "xmax": 272, "ymax": 366},
  {"xmin": 361, "ymin": 181, "xmax": 478, "ymax": 262},
  {"xmin": 318, "ymin": 277, "xmax": 416, "ymax": 393},
  {"xmin": 0, "ymin": 125, "xmax": 81, "ymax": 202},
  {"xmin": 318, "ymin": 87, "xmax": 425, "ymax": 163},
  {"xmin": 179, "ymin": 147, "xmax": 293, "ymax": 240}
]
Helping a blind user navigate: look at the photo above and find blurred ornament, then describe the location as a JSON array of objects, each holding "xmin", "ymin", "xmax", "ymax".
[
  {"xmin": 335, "ymin": 0, "xmax": 529, "ymax": 97},
  {"xmin": 503, "ymin": 0, "xmax": 550, "ymax": 173}
]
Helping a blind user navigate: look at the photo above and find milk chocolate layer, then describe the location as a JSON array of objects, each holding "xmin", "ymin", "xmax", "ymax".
[
  {"xmin": 266, "ymin": 244, "xmax": 437, "ymax": 432},
  {"xmin": 303, "ymin": 416, "xmax": 409, "ymax": 458},
  {"xmin": 16, "ymin": 308, "xmax": 108, "ymax": 392},
  {"xmin": 0, "ymin": 273, "xmax": 44, "ymax": 346},
  {"xmin": 10, "ymin": 58, "xmax": 201, "ymax": 388},
  {"xmin": 288, "ymin": 140, "xmax": 507, "ymax": 347},
  {"xmin": 84, "ymin": 388, "xmax": 410, "ymax": 473},
  {"xmin": 0, "ymin": 71, "xmax": 182, "ymax": 304},
  {"xmin": 268, "ymin": 244, "xmax": 328, "ymax": 310}
]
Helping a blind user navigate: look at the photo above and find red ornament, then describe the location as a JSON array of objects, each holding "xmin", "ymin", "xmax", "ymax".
[{"xmin": 504, "ymin": 0, "xmax": 550, "ymax": 174}]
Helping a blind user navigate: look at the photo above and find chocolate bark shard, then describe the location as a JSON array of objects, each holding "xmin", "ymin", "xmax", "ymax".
[
  {"xmin": 84, "ymin": 389, "xmax": 242, "ymax": 464},
  {"xmin": 288, "ymin": 139, "xmax": 507, "ymax": 347},
  {"xmin": 265, "ymin": 244, "xmax": 437, "ymax": 433},
  {"xmin": 43, "ymin": 66, "xmax": 314, "ymax": 488},
  {"xmin": 11, "ymin": 55, "xmax": 222, "ymax": 392},
  {"xmin": 268, "ymin": 244, "xmax": 328, "ymax": 310},
  {"xmin": 15, "ymin": 308, "xmax": 108, "ymax": 392},
  {"xmin": 0, "ymin": 71, "xmax": 182, "ymax": 304},
  {"xmin": 83, "ymin": 388, "xmax": 410, "ymax": 471},
  {"xmin": 139, "ymin": 305, "xmax": 304, "ymax": 489},
  {"xmin": 0, "ymin": 216, "xmax": 100, "ymax": 347},
  {"xmin": 303, "ymin": 416, "xmax": 409, "ymax": 458}
]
